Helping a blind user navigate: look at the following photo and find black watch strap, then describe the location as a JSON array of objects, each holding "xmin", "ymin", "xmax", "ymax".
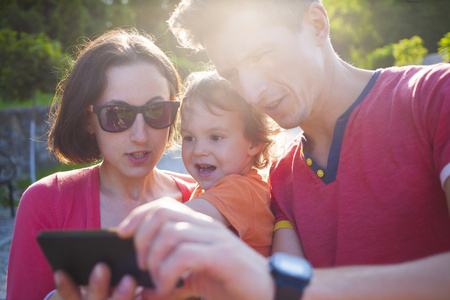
[
  {"xmin": 269, "ymin": 253, "xmax": 312, "ymax": 300},
  {"xmin": 274, "ymin": 285, "xmax": 303, "ymax": 300}
]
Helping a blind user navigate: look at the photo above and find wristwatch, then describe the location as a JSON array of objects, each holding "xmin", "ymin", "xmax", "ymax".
[{"xmin": 269, "ymin": 252, "xmax": 313, "ymax": 300}]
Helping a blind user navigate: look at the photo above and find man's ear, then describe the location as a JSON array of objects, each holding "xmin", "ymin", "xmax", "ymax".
[{"xmin": 305, "ymin": 3, "xmax": 330, "ymax": 46}]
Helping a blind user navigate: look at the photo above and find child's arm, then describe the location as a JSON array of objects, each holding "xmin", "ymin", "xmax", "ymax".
[
  {"xmin": 184, "ymin": 197, "xmax": 231, "ymax": 227},
  {"xmin": 272, "ymin": 227, "xmax": 305, "ymax": 257}
]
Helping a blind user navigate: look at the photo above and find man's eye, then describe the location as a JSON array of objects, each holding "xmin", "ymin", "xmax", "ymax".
[{"xmin": 253, "ymin": 53, "xmax": 264, "ymax": 62}]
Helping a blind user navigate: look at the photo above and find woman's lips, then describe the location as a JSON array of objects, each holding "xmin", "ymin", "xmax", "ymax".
[{"xmin": 127, "ymin": 151, "xmax": 149, "ymax": 163}]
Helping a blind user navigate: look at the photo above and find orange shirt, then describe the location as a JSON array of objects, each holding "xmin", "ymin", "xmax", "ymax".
[{"xmin": 190, "ymin": 169, "xmax": 274, "ymax": 256}]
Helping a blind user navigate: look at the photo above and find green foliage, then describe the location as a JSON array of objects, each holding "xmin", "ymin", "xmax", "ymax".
[
  {"xmin": 324, "ymin": 0, "xmax": 450, "ymax": 66},
  {"xmin": 0, "ymin": 0, "xmax": 135, "ymax": 49},
  {"xmin": 0, "ymin": 28, "xmax": 65, "ymax": 102},
  {"xmin": 0, "ymin": 91, "xmax": 53, "ymax": 109},
  {"xmin": 0, "ymin": 161, "xmax": 96, "ymax": 207},
  {"xmin": 357, "ymin": 36, "xmax": 428, "ymax": 69},
  {"xmin": 438, "ymin": 32, "xmax": 450, "ymax": 63},
  {"xmin": 325, "ymin": 0, "xmax": 382, "ymax": 63},
  {"xmin": 392, "ymin": 35, "xmax": 428, "ymax": 66},
  {"xmin": 0, "ymin": 186, "xmax": 18, "ymax": 208},
  {"xmin": 356, "ymin": 44, "xmax": 395, "ymax": 69}
]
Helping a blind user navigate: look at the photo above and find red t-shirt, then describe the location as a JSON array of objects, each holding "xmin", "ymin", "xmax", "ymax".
[{"xmin": 270, "ymin": 64, "xmax": 450, "ymax": 267}]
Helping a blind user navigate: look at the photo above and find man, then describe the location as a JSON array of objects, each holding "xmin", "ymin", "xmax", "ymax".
[
  {"xmin": 168, "ymin": 0, "xmax": 450, "ymax": 268},
  {"xmin": 56, "ymin": 0, "xmax": 450, "ymax": 299}
]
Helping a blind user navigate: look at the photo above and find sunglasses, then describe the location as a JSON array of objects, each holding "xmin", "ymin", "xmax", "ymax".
[{"xmin": 88, "ymin": 101, "xmax": 180, "ymax": 133}]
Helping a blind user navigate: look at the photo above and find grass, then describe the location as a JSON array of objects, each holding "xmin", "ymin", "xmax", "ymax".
[{"xmin": 0, "ymin": 91, "xmax": 54, "ymax": 109}]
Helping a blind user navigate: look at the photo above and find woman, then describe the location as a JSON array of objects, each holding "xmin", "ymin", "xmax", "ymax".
[{"xmin": 6, "ymin": 28, "xmax": 195, "ymax": 300}]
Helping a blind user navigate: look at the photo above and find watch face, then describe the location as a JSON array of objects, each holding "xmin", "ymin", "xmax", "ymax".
[{"xmin": 273, "ymin": 253, "xmax": 313, "ymax": 278}]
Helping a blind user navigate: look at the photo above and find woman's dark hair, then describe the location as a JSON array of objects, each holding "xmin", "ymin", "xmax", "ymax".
[
  {"xmin": 181, "ymin": 71, "xmax": 280, "ymax": 169},
  {"xmin": 48, "ymin": 28, "xmax": 181, "ymax": 164}
]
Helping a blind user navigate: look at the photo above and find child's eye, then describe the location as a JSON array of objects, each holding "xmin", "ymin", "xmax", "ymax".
[
  {"xmin": 210, "ymin": 134, "xmax": 223, "ymax": 142},
  {"xmin": 183, "ymin": 136, "xmax": 194, "ymax": 142}
]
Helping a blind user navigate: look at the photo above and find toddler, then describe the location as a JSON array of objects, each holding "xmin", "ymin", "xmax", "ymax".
[{"xmin": 181, "ymin": 71, "xmax": 280, "ymax": 256}]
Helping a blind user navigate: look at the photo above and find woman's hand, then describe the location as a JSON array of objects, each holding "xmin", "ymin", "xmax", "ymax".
[
  {"xmin": 53, "ymin": 263, "xmax": 138, "ymax": 300},
  {"xmin": 117, "ymin": 197, "xmax": 275, "ymax": 300}
]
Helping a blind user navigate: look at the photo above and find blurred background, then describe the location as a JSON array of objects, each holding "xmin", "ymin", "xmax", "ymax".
[
  {"xmin": 0, "ymin": 0, "xmax": 449, "ymax": 297},
  {"xmin": 0, "ymin": 0, "xmax": 449, "ymax": 206}
]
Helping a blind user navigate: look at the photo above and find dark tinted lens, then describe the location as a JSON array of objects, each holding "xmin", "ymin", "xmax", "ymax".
[
  {"xmin": 144, "ymin": 102, "xmax": 175, "ymax": 129},
  {"xmin": 99, "ymin": 106, "xmax": 135, "ymax": 132}
]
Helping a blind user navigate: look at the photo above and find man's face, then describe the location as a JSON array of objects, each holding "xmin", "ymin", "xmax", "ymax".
[{"xmin": 204, "ymin": 9, "xmax": 326, "ymax": 129}]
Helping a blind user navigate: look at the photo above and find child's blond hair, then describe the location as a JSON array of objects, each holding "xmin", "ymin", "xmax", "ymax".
[{"xmin": 181, "ymin": 71, "xmax": 280, "ymax": 169}]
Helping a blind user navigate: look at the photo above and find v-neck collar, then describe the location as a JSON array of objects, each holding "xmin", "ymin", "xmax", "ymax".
[{"xmin": 301, "ymin": 69, "xmax": 381, "ymax": 184}]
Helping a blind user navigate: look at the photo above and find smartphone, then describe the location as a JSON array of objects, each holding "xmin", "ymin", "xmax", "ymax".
[{"xmin": 37, "ymin": 229, "xmax": 153, "ymax": 287}]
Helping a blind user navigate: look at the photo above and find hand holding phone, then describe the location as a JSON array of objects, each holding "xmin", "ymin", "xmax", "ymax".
[{"xmin": 37, "ymin": 229, "xmax": 154, "ymax": 287}]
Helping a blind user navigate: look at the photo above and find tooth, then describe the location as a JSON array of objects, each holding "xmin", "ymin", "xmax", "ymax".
[{"xmin": 131, "ymin": 152, "xmax": 145, "ymax": 158}]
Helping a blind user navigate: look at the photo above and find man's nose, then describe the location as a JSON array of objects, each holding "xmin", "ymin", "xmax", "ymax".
[{"xmin": 234, "ymin": 70, "xmax": 268, "ymax": 106}]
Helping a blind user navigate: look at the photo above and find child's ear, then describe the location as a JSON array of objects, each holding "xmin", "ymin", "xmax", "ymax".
[{"xmin": 248, "ymin": 142, "xmax": 262, "ymax": 157}]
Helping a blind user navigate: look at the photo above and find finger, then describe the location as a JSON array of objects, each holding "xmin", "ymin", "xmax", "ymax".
[
  {"xmin": 119, "ymin": 197, "xmax": 214, "ymax": 238},
  {"xmin": 154, "ymin": 242, "xmax": 220, "ymax": 297},
  {"xmin": 133, "ymin": 203, "xmax": 215, "ymax": 269},
  {"xmin": 158, "ymin": 241, "xmax": 270, "ymax": 300},
  {"xmin": 117, "ymin": 202, "xmax": 157, "ymax": 238},
  {"xmin": 54, "ymin": 270, "xmax": 82, "ymax": 300},
  {"xmin": 110, "ymin": 275, "xmax": 138, "ymax": 300},
  {"xmin": 141, "ymin": 287, "xmax": 191, "ymax": 300},
  {"xmin": 86, "ymin": 263, "xmax": 112, "ymax": 300},
  {"xmin": 147, "ymin": 221, "xmax": 229, "ymax": 294}
]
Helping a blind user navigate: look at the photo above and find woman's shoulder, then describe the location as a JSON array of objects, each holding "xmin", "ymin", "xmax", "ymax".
[
  {"xmin": 162, "ymin": 170, "xmax": 195, "ymax": 183},
  {"xmin": 160, "ymin": 170, "xmax": 196, "ymax": 201},
  {"xmin": 23, "ymin": 164, "xmax": 100, "ymax": 197}
]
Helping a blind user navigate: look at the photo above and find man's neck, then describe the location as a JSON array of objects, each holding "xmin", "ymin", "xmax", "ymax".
[{"xmin": 301, "ymin": 60, "xmax": 375, "ymax": 168}]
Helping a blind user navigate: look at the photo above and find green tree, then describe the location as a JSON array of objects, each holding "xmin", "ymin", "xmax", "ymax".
[
  {"xmin": 0, "ymin": 0, "xmax": 135, "ymax": 49},
  {"xmin": 0, "ymin": 28, "xmax": 64, "ymax": 101},
  {"xmin": 392, "ymin": 35, "xmax": 428, "ymax": 66},
  {"xmin": 438, "ymin": 32, "xmax": 450, "ymax": 63},
  {"xmin": 358, "ymin": 36, "xmax": 428, "ymax": 69},
  {"xmin": 323, "ymin": 0, "xmax": 450, "ymax": 66}
]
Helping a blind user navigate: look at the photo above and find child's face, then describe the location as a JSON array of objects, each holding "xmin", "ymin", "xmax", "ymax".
[{"xmin": 181, "ymin": 101, "xmax": 260, "ymax": 190}]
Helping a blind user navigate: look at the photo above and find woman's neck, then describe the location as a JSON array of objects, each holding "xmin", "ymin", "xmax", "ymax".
[{"xmin": 97, "ymin": 164, "xmax": 180, "ymax": 228}]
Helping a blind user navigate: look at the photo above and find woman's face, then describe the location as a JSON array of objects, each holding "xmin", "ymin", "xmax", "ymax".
[{"xmin": 87, "ymin": 63, "xmax": 172, "ymax": 180}]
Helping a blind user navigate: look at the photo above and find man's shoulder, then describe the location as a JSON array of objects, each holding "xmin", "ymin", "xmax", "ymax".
[
  {"xmin": 270, "ymin": 134, "xmax": 304, "ymax": 174},
  {"xmin": 379, "ymin": 63, "xmax": 450, "ymax": 82}
]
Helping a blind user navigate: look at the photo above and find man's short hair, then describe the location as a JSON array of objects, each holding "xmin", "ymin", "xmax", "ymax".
[{"xmin": 168, "ymin": 0, "xmax": 321, "ymax": 51}]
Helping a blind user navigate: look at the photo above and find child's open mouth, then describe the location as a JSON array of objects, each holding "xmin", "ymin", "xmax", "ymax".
[{"xmin": 197, "ymin": 164, "xmax": 217, "ymax": 174}]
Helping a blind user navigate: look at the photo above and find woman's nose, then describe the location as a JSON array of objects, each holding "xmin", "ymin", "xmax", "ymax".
[{"xmin": 130, "ymin": 113, "xmax": 149, "ymax": 143}]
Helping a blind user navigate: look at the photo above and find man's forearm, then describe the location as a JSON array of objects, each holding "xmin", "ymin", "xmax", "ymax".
[{"xmin": 304, "ymin": 251, "xmax": 450, "ymax": 300}]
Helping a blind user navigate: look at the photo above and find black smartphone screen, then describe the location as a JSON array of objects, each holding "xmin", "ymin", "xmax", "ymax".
[{"xmin": 37, "ymin": 230, "xmax": 153, "ymax": 287}]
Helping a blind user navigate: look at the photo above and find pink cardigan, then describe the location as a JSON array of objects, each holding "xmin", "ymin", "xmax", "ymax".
[{"xmin": 6, "ymin": 165, "xmax": 194, "ymax": 300}]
